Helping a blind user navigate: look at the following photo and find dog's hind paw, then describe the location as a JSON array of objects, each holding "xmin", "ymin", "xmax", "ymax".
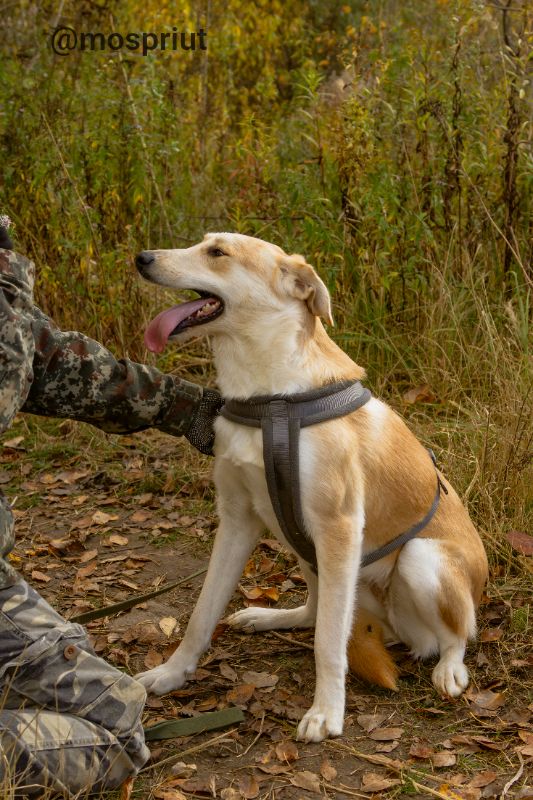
[
  {"xmin": 432, "ymin": 658, "xmax": 469, "ymax": 698},
  {"xmin": 135, "ymin": 663, "xmax": 192, "ymax": 695},
  {"xmin": 296, "ymin": 706, "xmax": 344, "ymax": 742}
]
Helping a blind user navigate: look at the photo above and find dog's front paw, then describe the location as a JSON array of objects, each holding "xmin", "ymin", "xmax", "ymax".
[
  {"xmin": 135, "ymin": 661, "xmax": 195, "ymax": 695},
  {"xmin": 432, "ymin": 658, "xmax": 469, "ymax": 698},
  {"xmin": 296, "ymin": 705, "xmax": 344, "ymax": 743},
  {"xmin": 227, "ymin": 607, "xmax": 279, "ymax": 632},
  {"xmin": 227, "ymin": 604, "xmax": 315, "ymax": 632}
]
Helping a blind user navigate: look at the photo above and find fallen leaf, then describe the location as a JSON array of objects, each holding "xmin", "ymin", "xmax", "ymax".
[
  {"xmin": 177, "ymin": 778, "xmax": 214, "ymax": 794},
  {"xmin": 159, "ymin": 617, "xmax": 178, "ymax": 637},
  {"xmin": 369, "ymin": 726, "xmax": 404, "ymax": 741},
  {"xmin": 480, "ymin": 627, "xmax": 504, "ymax": 642},
  {"xmin": 275, "ymin": 741, "xmax": 299, "ymax": 763},
  {"xmin": 92, "ymin": 510, "xmax": 119, "ymax": 525},
  {"xmin": 170, "ymin": 762, "xmax": 197, "ymax": 778},
  {"xmin": 118, "ymin": 579, "xmax": 140, "ymax": 590},
  {"xmin": 436, "ymin": 787, "xmax": 476, "ymax": 800},
  {"xmin": 361, "ymin": 772, "xmax": 401, "ymax": 792},
  {"xmin": 80, "ymin": 548, "xmax": 98, "ymax": 563},
  {"xmin": 109, "ymin": 533, "xmax": 128, "ymax": 546},
  {"xmin": 320, "ymin": 758, "xmax": 337, "ymax": 781},
  {"xmin": 243, "ymin": 670, "xmax": 279, "ymax": 688},
  {"xmin": 238, "ymin": 773, "xmax": 259, "ymax": 799},
  {"xmin": 466, "ymin": 688, "xmax": 506, "ymax": 710},
  {"xmin": 432, "ymin": 752, "xmax": 457, "ymax": 767},
  {"xmin": 76, "ymin": 562, "xmax": 97, "ymax": 579},
  {"xmin": 467, "ymin": 771, "xmax": 498, "ymax": 789},
  {"xmin": 192, "ymin": 668, "xmax": 211, "ymax": 681},
  {"xmin": 290, "ymin": 770, "xmax": 321, "ymax": 793},
  {"xmin": 374, "ymin": 741, "xmax": 399, "ymax": 753},
  {"xmin": 144, "ymin": 649, "xmax": 163, "ymax": 669},
  {"xmin": 469, "ymin": 736, "xmax": 506, "ymax": 751},
  {"xmin": 71, "ymin": 515, "xmax": 94, "ymax": 530},
  {"xmin": 357, "ymin": 713, "xmax": 389, "ymax": 732},
  {"xmin": 153, "ymin": 790, "xmax": 187, "ymax": 800},
  {"xmin": 130, "ymin": 509, "xmax": 151, "ymax": 523},
  {"xmin": 120, "ymin": 776, "xmax": 134, "ymax": 800},
  {"xmin": 123, "ymin": 621, "xmax": 164, "ymax": 645},
  {"xmin": 505, "ymin": 530, "xmax": 533, "ymax": 556},
  {"xmin": 219, "ymin": 661, "xmax": 238, "ymax": 682},
  {"xmin": 3, "ymin": 435, "xmax": 25, "ymax": 449},
  {"xmin": 409, "ymin": 743, "xmax": 434, "ymax": 759},
  {"xmin": 31, "ymin": 569, "xmax": 51, "ymax": 583},
  {"xmin": 417, "ymin": 706, "xmax": 447, "ymax": 715},
  {"xmin": 403, "ymin": 384, "xmax": 436, "ymax": 404},
  {"xmin": 240, "ymin": 586, "xmax": 280, "ymax": 602},
  {"xmin": 257, "ymin": 764, "xmax": 291, "ymax": 776},
  {"xmin": 40, "ymin": 473, "xmax": 58, "ymax": 484},
  {"xmin": 56, "ymin": 469, "xmax": 90, "ymax": 484},
  {"xmin": 226, "ymin": 683, "xmax": 255, "ymax": 705},
  {"xmin": 220, "ymin": 790, "xmax": 241, "ymax": 800}
]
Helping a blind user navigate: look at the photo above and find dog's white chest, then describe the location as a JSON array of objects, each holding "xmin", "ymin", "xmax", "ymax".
[
  {"xmin": 214, "ymin": 417, "xmax": 264, "ymax": 469},
  {"xmin": 214, "ymin": 417, "xmax": 290, "ymax": 538}
]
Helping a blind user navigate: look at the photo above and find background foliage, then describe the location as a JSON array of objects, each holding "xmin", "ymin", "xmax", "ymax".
[{"xmin": 0, "ymin": 0, "xmax": 531, "ymax": 554}]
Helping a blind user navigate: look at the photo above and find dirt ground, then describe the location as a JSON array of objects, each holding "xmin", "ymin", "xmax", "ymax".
[{"xmin": 1, "ymin": 417, "xmax": 532, "ymax": 800}]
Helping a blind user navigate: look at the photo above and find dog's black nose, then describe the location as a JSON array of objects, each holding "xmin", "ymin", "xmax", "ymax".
[{"xmin": 136, "ymin": 251, "xmax": 155, "ymax": 271}]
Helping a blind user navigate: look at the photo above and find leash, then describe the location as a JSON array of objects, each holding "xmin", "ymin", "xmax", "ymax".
[
  {"xmin": 221, "ymin": 381, "xmax": 447, "ymax": 573},
  {"xmin": 70, "ymin": 566, "xmax": 208, "ymax": 624}
]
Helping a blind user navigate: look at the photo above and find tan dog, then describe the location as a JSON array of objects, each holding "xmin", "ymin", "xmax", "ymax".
[{"xmin": 135, "ymin": 233, "xmax": 488, "ymax": 742}]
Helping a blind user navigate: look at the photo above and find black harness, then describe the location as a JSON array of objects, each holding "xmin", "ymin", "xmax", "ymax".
[{"xmin": 221, "ymin": 380, "xmax": 446, "ymax": 574}]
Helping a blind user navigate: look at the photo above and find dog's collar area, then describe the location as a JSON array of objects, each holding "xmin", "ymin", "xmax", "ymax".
[
  {"xmin": 221, "ymin": 380, "xmax": 447, "ymax": 575},
  {"xmin": 221, "ymin": 379, "xmax": 371, "ymax": 428}
]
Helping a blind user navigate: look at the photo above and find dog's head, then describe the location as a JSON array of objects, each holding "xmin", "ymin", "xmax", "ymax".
[{"xmin": 136, "ymin": 233, "xmax": 333, "ymax": 353}]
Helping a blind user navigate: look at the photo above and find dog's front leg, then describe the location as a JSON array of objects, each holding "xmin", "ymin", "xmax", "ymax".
[
  {"xmin": 136, "ymin": 491, "xmax": 262, "ymax": 695},
  {"xmin": 297, "ymin": 512, "xmax": 363, "ymax": 743}
]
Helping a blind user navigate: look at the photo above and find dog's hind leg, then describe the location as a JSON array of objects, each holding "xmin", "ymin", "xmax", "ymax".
[
  {"xmin": 136, "ymin": 472, "xmax": 263, "ymax": 695},
  {"xmin": 388, "ymin": 538, "xmax": 476, "ymax": 697},
  {"xmin": 227, "ymin": 557, "xmax": 318, "ymax": 631}
]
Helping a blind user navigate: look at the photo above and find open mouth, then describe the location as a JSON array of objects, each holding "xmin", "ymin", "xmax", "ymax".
[{"xmin": 144, "ymin": 290, "xmax": 224, "ymax": 353}]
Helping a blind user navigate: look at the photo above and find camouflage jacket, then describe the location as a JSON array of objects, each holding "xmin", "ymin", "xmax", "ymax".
[{"xmin": 0, "ymin": 248, "xmax": 204, "ymax": 588}]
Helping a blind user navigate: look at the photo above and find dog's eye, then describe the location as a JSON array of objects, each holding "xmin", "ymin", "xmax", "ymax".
[{"xmin": 208, "ymin": 247, "xmax": 227, "ymax": 258}]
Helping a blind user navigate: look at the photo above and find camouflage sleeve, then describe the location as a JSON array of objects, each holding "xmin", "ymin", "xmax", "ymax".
[
  {"xmin": 0, "ymin": 250, "xmax": 35, "ymax": 431},
  {"xmin": 22, "ymin": 305, "xmax": 203, "ymax": 435},
  {"xmin": 0, "ymin": 250, "xmax": 36, "ymax": 588}
]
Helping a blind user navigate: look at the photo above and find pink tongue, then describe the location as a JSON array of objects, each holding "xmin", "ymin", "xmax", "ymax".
[{"xmin": 144, "ymin": 298, "xmax": 214, "ymax": 353}]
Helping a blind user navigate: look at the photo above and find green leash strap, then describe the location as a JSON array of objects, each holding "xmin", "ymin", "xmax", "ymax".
[
  {"xmin": 70, "ymin": 566, "xmax": 208, "ymax": 624},
  {"xmin": 143, "ymin": 707, "xmax": 244, "ymax": 740}
]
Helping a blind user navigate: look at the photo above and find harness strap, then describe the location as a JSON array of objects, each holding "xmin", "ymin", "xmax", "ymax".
[
  {"xmin": 223, "ymin": 381, "xmax": 371, "ymax": 574},
  {"xmin": 221, "ymin": 382, "xmax": 446, "ymax": 574},
  {"xmin": 360, "ymin": 463, "xmax": 447, "ymax": 568},
  {"xmin": 221, "ymin": 380, "xmax": 372, "ymax": 428}
]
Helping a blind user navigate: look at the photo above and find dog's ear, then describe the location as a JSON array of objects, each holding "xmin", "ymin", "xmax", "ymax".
[{"xmin": 278, "ymin": 255, "xmax": 334, "ymax": 325}]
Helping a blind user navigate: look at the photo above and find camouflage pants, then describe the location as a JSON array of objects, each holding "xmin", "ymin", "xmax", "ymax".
[{"xmin": 0, "ymin": 581, "xmax": 150, "ymax": 797}]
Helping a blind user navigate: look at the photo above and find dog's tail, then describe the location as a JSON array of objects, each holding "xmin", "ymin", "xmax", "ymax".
[{"xmin": 347, "ymin": 608, "xmax": 399, "ymax": 691}]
